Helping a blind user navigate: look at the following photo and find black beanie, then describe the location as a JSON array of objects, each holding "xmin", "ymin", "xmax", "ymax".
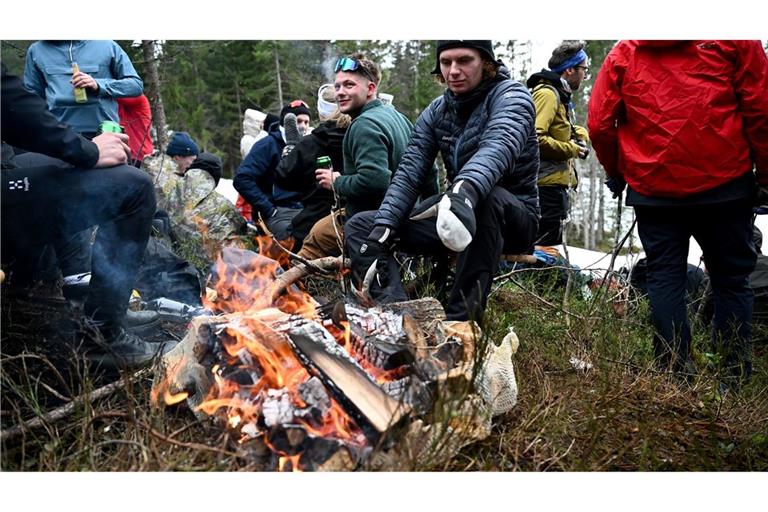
[
  {"xmin": 431, "ymin": 40, "xmax": 498, "ymax": 75},
  {"xmin": 279, "ymin": 100, "xmax": 311, "ymax": 125},
  {"xmin": 165, "ymin": 131, "xmax": 199, "ymax": 157}
]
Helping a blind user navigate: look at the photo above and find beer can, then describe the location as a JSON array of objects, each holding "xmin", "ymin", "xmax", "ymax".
[
  {"xmin": 316, "ymin": 156, "xmax": 332, "ymax": 170},
  {"xmin": 99, "ymin": 120, "xmax": 123, "ymax": 134}
]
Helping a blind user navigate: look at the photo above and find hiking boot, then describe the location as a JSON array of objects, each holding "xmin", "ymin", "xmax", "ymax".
[
  {"xmin": 62, "ymin": 272, "xmax": 91, "ymax": 301},
  {"xmin": 81, "ymin": 325, "xmax": 174, "ymax": 371},
  {"xmin": 123, "ymin": 309, "xmax": 161, "ymax": 334}
]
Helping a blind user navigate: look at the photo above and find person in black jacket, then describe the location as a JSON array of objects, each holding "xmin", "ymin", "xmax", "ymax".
[
  {"xmin": 233, "ymin": 101, "xmax": 311, "ymax": 239},
  {"xmin": 274, "ymin": 84, "xmax": 351, "ymax": 250},
  {"xmin": 1, "ymin": 63, "xmax": 167, "ymax": 370},
  {"xmin": 346, "ymin": 40, "xmax": 540, "ymax": 322}
]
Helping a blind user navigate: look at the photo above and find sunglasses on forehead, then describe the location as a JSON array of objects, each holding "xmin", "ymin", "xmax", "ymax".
[
  {"xmin": 289, "ymin": 100, "xmax": 309, "ymax": 108},
  {"xmin": 334, "ymin": 57, "xmax": 376, "ymax": 82}
]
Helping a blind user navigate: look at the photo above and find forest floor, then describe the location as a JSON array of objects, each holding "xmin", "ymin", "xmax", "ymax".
[{"xmin": 2, "ymin": 268, "xmax": 767, "ymax": 471}]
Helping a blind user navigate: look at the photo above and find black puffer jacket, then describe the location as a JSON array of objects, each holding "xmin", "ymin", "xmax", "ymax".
[{"xmin": 374, "ymin": 66, "xmax": 540, "ymax": 230}]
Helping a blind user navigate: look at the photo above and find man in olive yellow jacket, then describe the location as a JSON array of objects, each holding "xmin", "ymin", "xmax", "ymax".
[{"xmin": 526, "ymin": 41, "xmax": 590, "ymax": 246}]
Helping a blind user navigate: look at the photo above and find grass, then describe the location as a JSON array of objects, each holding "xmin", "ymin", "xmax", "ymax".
[{"xmin": 2, "ymin": 267, "xmax": 767, "ymax": 471}]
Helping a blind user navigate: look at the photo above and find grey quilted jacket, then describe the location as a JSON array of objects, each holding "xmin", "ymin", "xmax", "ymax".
[{"xmin": 374, "ymin": 66, "xmax": 540, "ymax": 230}]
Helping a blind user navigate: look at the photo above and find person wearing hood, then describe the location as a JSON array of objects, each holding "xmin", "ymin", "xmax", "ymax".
[
  {"xmin": 526, "ymin": 41, "xmax": 590, "ymax": 247},
  {"xmin": 588, "ymin": 40, "xmax": 768, "ymax": 385},
  {"xmin": 23, "ymin": 40, "xmax": 143, "ymax": 138},
  {"xmin": 345, "ymin": 40, "xmax": 540, "ymax": 322},
  {"xmin": 233, "ymin": 101, "xmax": 310, "ymax": 239}
]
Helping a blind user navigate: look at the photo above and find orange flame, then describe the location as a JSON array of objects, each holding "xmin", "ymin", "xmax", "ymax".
[
  {"xmin": 164, "ymin": 390, "xmax": 189, "ymax": 405},
  {"xmin": 278, "ymin": 454, "xmax": 303, "ymax": 472},
  {"xmin": 181, "ymin": 245, "xmax": 409, "ymax": 456}
]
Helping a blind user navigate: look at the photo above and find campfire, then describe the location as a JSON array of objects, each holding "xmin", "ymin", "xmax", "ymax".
[{"xmin": 152, "ymin": 246, "xmax": 518, "ymax": 471}]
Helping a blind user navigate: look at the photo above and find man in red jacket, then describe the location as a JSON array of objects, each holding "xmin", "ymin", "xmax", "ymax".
[{"xmin": 588, "ymin": 40, "xmax": 768, "ymax": 385}]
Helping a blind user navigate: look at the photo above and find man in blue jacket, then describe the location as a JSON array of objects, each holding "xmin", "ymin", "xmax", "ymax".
[
  {"xmin": 24, "ymin": 40, "xmax": 144, "ymax": 291},
  {"xmin": 24, "ymin": 40, "xmax": 143, "ymax": 138},
  {"xmin": 233, "ymin": 101, "xmax": 310, "ymax": 239},
  {"xmin": 346, "ymin": 40, "xmax": 540, "ymax": 322},
  {"xmin": 1, "ymin": 64, "xmax": 168, "ymax": 370}
]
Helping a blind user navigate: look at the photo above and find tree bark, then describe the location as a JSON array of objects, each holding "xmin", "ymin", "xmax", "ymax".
[
  {"xmin": 141, "ymin": 40, "xmax": 168, "ymax": 149},
  {"xmin": 274, "ymin": 43, "xmax": 283, "ymax": 108}
]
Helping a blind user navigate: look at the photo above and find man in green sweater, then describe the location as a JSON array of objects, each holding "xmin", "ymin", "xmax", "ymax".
[{"xmin": 298, "ymin": 53, "xmax": 437, "ymax": 260}]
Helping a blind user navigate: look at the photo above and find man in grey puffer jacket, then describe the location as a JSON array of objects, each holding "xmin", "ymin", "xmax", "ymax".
[{"xmin": 346, "ymin": 40, "xmax": 540, "ymax": 321}]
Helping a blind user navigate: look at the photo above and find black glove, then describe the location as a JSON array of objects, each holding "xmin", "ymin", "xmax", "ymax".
[
  {"xmin": 410, "ymin": 181, "xmax": 478, "ymax": 252},
  {"xmin": 351, "ymin": 225, "xmax": 393, "ymax": 292},
  {"xmin": 605, "ymin": 176, "xmax": 626, "ymax": 199},
  {"xmin": 281, "ymin": 113, "xmax": 302, "ymax": 158},
  {"xmin": 574, "ymin": 139, "xmax": 590, "ymax": 159},
  {"xmin": 756, "ymin": 185, "xmax": 768, "ymax": 207}
]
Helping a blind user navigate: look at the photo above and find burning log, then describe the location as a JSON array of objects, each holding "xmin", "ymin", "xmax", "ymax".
[
  {"xmin": 286, "ymin": 319, "xmax": 410, "ymax": 440},
  {"xmin": 153, "ymin": 248, "xmax": 518, "ymax": 470}
]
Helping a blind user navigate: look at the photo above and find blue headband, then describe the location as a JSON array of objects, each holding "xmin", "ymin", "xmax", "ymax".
[{"xmin": 550, "ymin": 49, "xmax": 588, "ymax": 74}]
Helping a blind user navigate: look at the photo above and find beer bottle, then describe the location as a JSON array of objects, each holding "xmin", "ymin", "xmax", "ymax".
[{"xmin": 71, "ymin": 62, "xmax": 88, "ymax": 103}]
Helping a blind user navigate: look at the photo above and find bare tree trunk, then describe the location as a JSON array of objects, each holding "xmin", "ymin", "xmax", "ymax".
[
  {"xmin": 140, "ymin": 40, "xmax": 167, "ymax": 149},
  {"xmin": 274, "ymin": 43, "xmax": 283, "ymax": 108}
]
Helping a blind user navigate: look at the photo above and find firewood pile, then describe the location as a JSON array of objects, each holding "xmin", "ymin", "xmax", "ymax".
[{"xmin": 152, "ymin": 247, "xmax": 518, "ymax": 471}]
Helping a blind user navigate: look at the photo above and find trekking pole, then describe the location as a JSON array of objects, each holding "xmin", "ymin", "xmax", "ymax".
[{"xmin": 133, "ymin": 113, "xmax": 153, "ymax": 167}]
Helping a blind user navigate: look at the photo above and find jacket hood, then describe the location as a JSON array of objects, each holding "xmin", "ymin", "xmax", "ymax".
[
  {"xmin": 526, "ymin": 69, "xmax": 563, "ymax": 89},
  {"xmin": 311, "ymin": 120, "xmax": 347, "ymax": 143},
  {"xmin": 526, "ymin": 69, "xmax": 572, "ymax": 105}
]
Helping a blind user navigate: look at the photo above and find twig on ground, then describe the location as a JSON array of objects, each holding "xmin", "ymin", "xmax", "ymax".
[
  {"xmin": 143, "ymin": 422, "xmax": 245, "ymax": 458},
  {"xmin": 0, "ymin": 368, "xmax": 151, "ymax": 442},
  {"xmin": 507, "ymin": 277, "xmax": 585, "ymax": 321}
]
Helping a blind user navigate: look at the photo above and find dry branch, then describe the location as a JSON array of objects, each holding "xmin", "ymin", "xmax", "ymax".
[
  {"xmin": 0, "ymin": 369, "xmax": 151, "ymax": 442},
  {"xmin": 268, "ymin": 256, "xmax": 347, "ymax": 302}
]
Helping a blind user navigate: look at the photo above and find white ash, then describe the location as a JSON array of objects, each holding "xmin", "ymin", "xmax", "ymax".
[
  {"xmin": 298, "ymin": 376, "xmax": 331, "ymax": 415},
  {"xmin": 240, "ymin": 422, "xmax": 261, "ymax": 439},
  {"xmin": 262, "ymin": 388, "xmax": 295, "ymax": 427},
  {"xmin": 344, "ymin": 305, "xmax": 405, "ymax": 339}
]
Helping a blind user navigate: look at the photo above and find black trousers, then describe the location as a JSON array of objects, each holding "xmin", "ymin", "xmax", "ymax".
[
  {"xmin": 635, "ymin": 200, "xmax": 756, "ymax": 377},
  {"xmin": 12, "ymin": 152, "xmax": 92, "ymax": 280},
  {"xmin": 346, "ymin": 186, "xmax": 538, "ymax": 322},
  {"xmin": 1, "ymin": 153, "xmax": 156, "ymax": 327},
  {"xmin": 535, "ymin": 185, "xmax": 568, "ymax": 246}
]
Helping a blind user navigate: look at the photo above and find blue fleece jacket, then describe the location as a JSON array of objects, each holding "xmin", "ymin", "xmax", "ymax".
[
  {"xmin": 23, "ymin": 40, "xmax": 143, "ymax": 134},
  {"xmin": 234, "ymin": 125, "xmax": 302, "ymax": 218}
]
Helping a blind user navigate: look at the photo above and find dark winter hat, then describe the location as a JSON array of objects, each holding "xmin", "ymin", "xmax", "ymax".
[
  {"xmin": 431, "ymin": 40, "xmax": 498, "ymax": 74},
  {"xmin": 165, "ymin": 131, "xmax": 199, "ymax": 157},
  {"xmin": 279, "ymin": 100, "xmax": 311, "ymax": 125},
  {"xmin": 264, "ymin": 113, "xmax": 280, "ymax": 131}
]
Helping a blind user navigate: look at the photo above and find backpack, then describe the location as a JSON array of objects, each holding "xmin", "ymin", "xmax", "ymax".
[{"xmin": 133, "ymin": 236, "xmax": 204, "ymax": 306}]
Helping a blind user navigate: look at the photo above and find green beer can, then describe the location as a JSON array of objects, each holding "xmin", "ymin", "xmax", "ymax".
[
  {"xmin": 316, "ymin": 156, "xmax": 332, "ymax": 170},
  {"xmin": 99, "ymin": 120, "xmax": 123, "ymax": 134}
]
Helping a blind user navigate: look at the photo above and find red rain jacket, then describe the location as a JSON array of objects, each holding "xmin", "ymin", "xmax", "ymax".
[
  {"xmin": 588, "ymin": 40, "xmax": 768, "ymax": 198},
  {"xmin": 117, "ymin": 94, "xmax": 155, "ymax": 163}
]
